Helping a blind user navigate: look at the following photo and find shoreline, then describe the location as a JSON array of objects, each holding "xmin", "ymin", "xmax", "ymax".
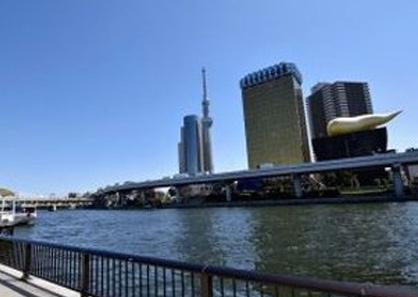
[
  {"xmin": 90, "ymin": 194, "xmax": 418, "ymax": 210},
  {"xmin": 163, "ymin": 194, "xmax": 418, "ymax": 209}
]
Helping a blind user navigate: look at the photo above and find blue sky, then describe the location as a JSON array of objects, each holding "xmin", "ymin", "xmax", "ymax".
[{"xmin": 1, "ymin": 1, "xmax": 417, "ymax": 195}]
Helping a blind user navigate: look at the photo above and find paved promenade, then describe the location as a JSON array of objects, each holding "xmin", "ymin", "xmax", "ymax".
[{"xmin": 0, "ymin": 264, "xmax": 78, "ymax": 297}]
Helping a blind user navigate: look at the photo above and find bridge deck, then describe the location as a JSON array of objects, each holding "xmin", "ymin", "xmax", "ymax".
[
  {"xmin": 0, "ymin": 264, "xmax": 77, "ymax": 297},
  {"xmin": 103, "ymin": 151, "xmax": 418, "ymax": 193}
]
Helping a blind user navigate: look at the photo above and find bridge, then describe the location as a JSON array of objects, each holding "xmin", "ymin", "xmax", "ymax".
[
  {"xmin": 1, "ymin": 197, "xmax": 93, "ymax": 209},
  {"xmin": 100, "ymin": 151, "xmax": 418, "ymax": 200}
]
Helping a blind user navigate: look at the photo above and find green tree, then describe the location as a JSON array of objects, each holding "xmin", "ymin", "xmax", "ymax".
[{"xmin": 0, "ymin": 188, "xmax": 15, "ymax": 197}]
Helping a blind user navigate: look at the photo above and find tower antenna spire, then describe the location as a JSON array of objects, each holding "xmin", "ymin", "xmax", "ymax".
[
  {"xmin": 202, "ymin": 67, "xmax": 207, "ymax": 100},
  {"xmin": 202, "ymin": 67, "xmax": 209, "ymax": 118},
  {"xmin": 200, "ymin": 66, "xmax": 213, "ymax": 173}
]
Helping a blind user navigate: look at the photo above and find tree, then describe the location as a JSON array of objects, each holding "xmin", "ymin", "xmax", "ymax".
[{"xmin": 0, "ymin": 188, "xmax": 14, "ymax": 197}]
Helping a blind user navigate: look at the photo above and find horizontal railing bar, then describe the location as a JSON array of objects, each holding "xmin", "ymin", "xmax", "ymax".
[
  {"xmin": 204, "ymin": 266, "xmax": 418, "ymax": 297},
  {"xmin": 0, "ymin": 236, "xmax": 205, "ymax": 271},
  {"xmin": 0, "ymin": 236, "xmax": 417, "ymax": 297}
]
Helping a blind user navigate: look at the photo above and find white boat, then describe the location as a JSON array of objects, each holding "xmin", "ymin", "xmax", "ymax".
[{"xmin": 0, "ymin": 199, "xmax": 37, "ymax": 227}]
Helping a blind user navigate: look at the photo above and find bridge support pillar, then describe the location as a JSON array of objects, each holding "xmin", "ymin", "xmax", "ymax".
[
  {"xmin": 225, "ymin": 184, "xmax": 232, "ymax": 202},
  {"xmin": 293, "ymin": 174, "xmax": 303, "ymax": 198},
  {"xmin": 174, "ymin": 187, "xmax": 182, "ymax": 202},
  {"xmin": 140, "ymin": 191, "xmax": 146, "ymax": 204},
  {"xmin": 116, "ymin": 192, "xmax": 121, "ymax": 206},
  {"xmin": 392, "ymin": 164, "xmax": 404, "ymax": 198}
]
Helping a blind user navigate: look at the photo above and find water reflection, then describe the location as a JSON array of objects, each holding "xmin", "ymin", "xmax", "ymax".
[
  {"xmin": 13, "ymin": 202, "xmax": 418, "ymax": 286},
  {"xmin": 173, "ymin": 208, "xmax": 226, "ymax": 265},
  {"xmin": 247, "ymin": 203, "xmax": 418, "ymax": 285},
  {"xmin": 172, "ymin": 208, "xmax": 257, "ymax": 269}
]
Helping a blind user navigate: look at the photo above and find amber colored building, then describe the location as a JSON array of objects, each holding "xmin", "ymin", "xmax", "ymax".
[{"xmin": 240, "ymin": 63, "xmax": 311, "ymax": 169}]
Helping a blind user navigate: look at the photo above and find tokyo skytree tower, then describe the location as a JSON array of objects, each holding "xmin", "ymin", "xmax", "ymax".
[{"xmin": 201, "ymin": 68, "xmax": 214, "ymax": 173}]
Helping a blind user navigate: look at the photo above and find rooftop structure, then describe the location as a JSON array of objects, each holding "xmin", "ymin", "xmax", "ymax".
[
  {"xmin": 327, "ymin": 111, "xmax": 402, "ymax": 137},
  {"xmin": 240, "ymin": 62, "xmax": 303, "ymax": 89}
]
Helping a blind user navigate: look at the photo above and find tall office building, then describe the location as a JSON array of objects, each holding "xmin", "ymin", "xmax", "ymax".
[
  {"xmin": 178, "ymin": 68, "xmax": 214, "ymax": 175},
  {"xmin": 307, "ymin": 81, "xmax": 373, "ymax": 139},
  {"xmin": 240, "ymin": 62, "xmax": 310, "ymax": 169},
  {"xmin": 307, "ymin": 81, "xmax": 383, "ymax": 163},
  {"xmin": 178, "ymin": 115, "xmax": 204, "ymax": 176}
]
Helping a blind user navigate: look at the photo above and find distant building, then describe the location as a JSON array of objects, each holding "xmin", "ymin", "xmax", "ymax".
[
  {"xmin": 178, "ymin": 68, "xmax": 214, "ymax": 176},
  {"xmin": 307, "ymin": 81, "xmax": 373, "ymax": 139},
  {"xmin": 178, "ymin": 115, "xmax": 204, "ymax": 175},
  {"xmin": 240, "ymin": 62, "xmax": 310, "ymax": 169},
  {"xmin": 307, "ymin": 81, "xmax": 389, "ymax": 184},
  {"xmin": 307, "ymin": 81, "xmax": 379, "ymax": 161}
]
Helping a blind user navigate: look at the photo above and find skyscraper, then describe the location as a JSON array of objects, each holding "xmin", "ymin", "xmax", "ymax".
[
  {"xmin": 240, "ymin": 62, "xmax": 310, "ymax": 169},
  {"xmin": 307, "ymin": 81, "xmax": 373, "ymax": 139},
  {"xmin": 178, "ymin": 68, "xmax": 214, "ymax": 175},
  {"xmin": 178, "ymin": 115, "xmax": 204, "ymax": 176},
  {"xmin": 307, "ymin": 81, "xmax": 383, "ymax": 162}
]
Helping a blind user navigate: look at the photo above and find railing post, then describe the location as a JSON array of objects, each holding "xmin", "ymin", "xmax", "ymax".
[
  {"xmin": 200, "ymin": 272, "xmax": 213, "ymax": 297},
  {"xmin": 80, "ymin": 253, "xmax": 90, "ymax": 297},
  {"xmin": 22, "ymin": 243, "xmax": 32, "ymax": 280}
]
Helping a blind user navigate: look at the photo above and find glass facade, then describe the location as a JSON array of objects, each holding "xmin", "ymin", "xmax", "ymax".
[
  {"xmin": 307, "ymin": 87, "xmax": 329, "ymax": 139},
  {"xmin": 307, "ymin": 81, "xmax": 373, "ymax": 139},
  {"xmin": 179, "ymin": 115, "xmax": 204, "ymax": 176},
  {"xmin": 241, "ymin": 63, "xmax": 311, "ymax": 169}
]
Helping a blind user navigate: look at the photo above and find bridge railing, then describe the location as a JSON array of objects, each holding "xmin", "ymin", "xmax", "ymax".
[{"xmin": 0, "ymin": 236, "xmax": 417, "ymax": 297}]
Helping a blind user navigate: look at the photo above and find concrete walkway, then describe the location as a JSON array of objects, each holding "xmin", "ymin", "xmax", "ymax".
[{"xmin": 0, "ymin": 264, "xmax": 78, "ymax": 297}]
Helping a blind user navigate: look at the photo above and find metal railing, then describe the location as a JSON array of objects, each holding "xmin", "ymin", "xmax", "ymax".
[{"xmin": 0, "ymin": 236, "xmax": 417, "ymax": 297}]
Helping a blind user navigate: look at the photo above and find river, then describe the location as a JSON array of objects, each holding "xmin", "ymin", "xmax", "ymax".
[{"xmin": 14, "ymin": 202, "xmax": 418, "ymax": 287}]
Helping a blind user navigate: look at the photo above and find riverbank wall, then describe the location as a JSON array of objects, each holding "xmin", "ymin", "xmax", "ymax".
[
  {"xmin": 162, "ymin": 194, "xmax": 418, "ymax": 209},
  {"xmin": 89, "ymin": 193, "xmax": 418, "ymax": 210}
]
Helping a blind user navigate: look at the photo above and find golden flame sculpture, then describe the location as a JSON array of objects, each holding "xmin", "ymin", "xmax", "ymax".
[{"xmin": 327, "ymin": 111, "xmax": 402, "ymax": 137}]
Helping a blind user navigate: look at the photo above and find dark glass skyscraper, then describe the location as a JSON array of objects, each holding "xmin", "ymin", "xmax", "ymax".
[
  {"xmin": 240, "ymin": 62, "xmax": 310, "ymax": 169},
  {"xmin": 307, "ymin": 81, "xmax": 373, "ymax": 139},
  {"xmin": 307, "ymin": 81, "xmax": 384, "ymax": 164},
  {"xmin": 178, "ymin": 115, "xmax": 204, "ymax": 176}
]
